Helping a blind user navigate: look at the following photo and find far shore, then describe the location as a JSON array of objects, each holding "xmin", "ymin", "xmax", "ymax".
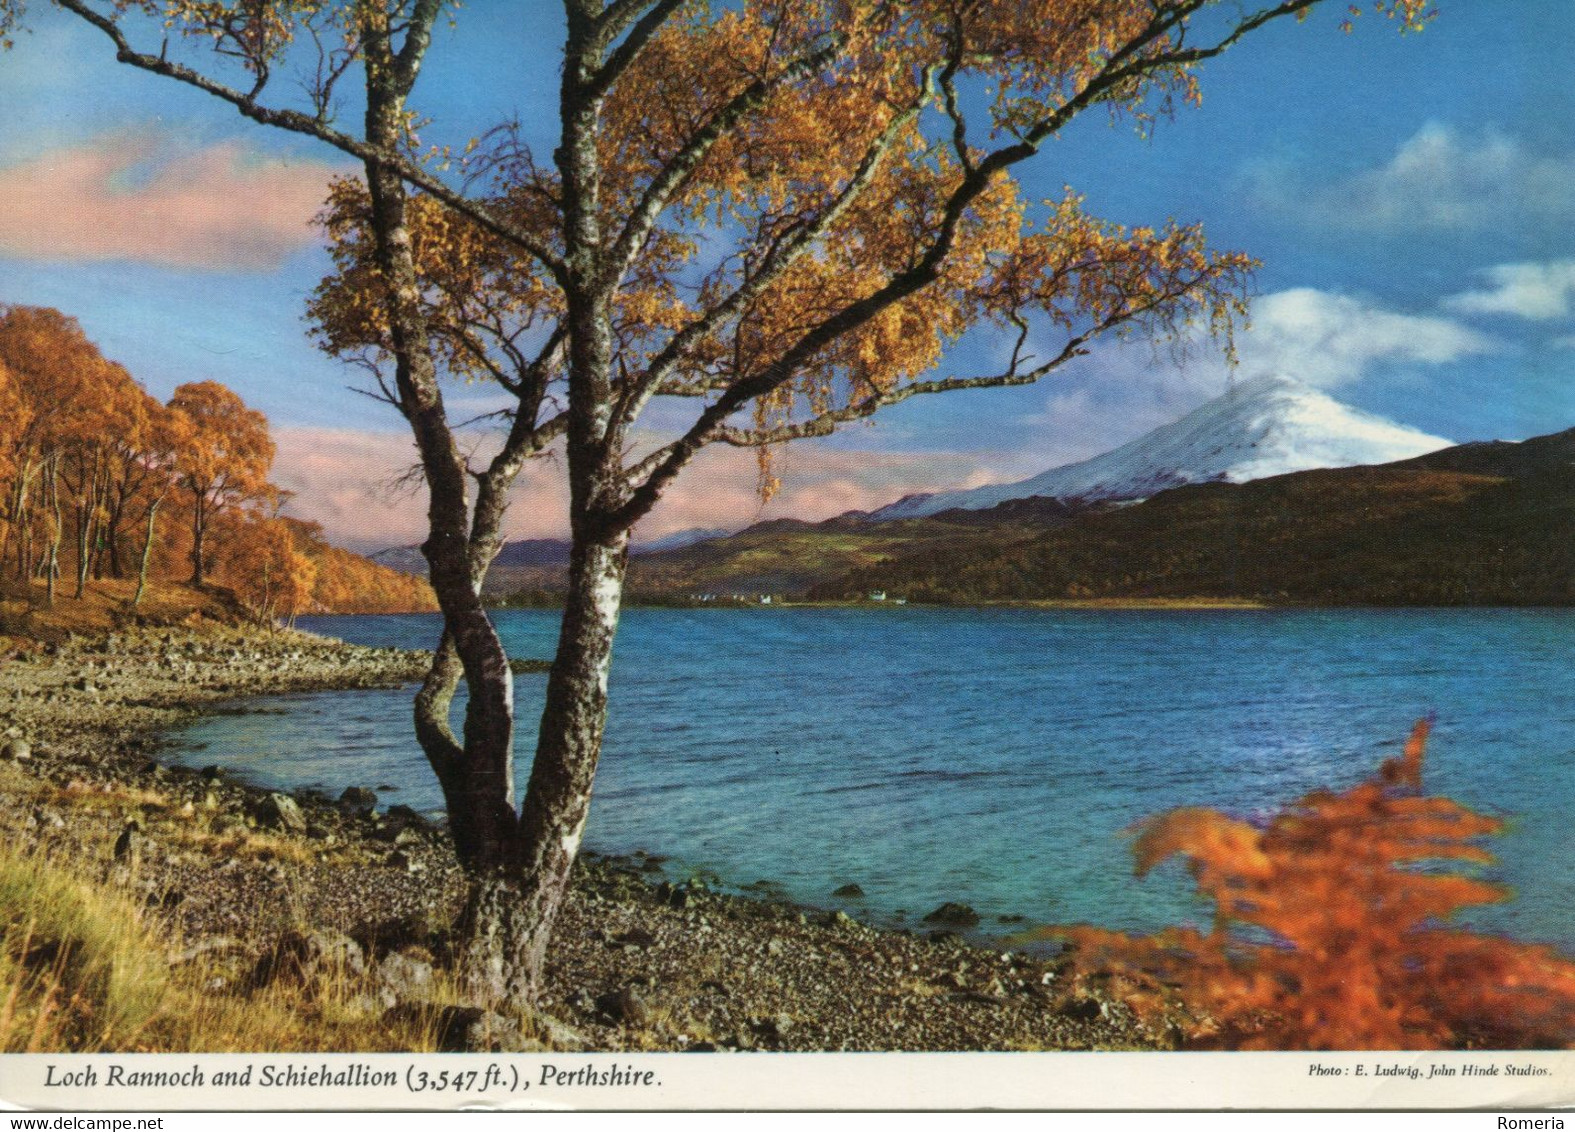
[
  {"xmin": 0, "ymin": 617, "xmax": 1160, "ymax": 1053},
  {"xmin": 490, "ymin": 594, "xmax": 1278, "ymax": 612},
  {"xmin": 482, "ymin": 594, "xmax": 1575, "ymax": 613}
]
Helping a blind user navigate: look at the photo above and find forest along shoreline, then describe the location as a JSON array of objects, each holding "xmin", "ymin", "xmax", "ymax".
[{"xmin": 0, "ymin": 621, "xmax": 1162, "ymax": 1052}]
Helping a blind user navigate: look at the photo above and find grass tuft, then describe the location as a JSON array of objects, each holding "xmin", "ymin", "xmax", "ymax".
[{"xmin": 0, "ymin": 841, "xmax": 452, "ymax": 1051}]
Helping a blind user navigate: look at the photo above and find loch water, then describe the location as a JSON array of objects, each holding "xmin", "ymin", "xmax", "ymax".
[{"xmin": 164, "ymin": 607, "xmax": 1575, "ymax": 949}]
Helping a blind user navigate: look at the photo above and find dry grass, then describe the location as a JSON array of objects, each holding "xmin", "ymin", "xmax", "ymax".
[
  {"xmin": 39, "ymin": 780, "xmax": 344, "ymax": 866},
  {"xmin": 164, "ymin": 824, "xmax": 325, "ymax": 866},
  {"xmin": 0, "ymin": 576, "xmax": 245, "ymax": 644},
  {"xmin": 48, "ymin": 780, "xmax": 172, "ymax": 812},
  {"xmin": 0, "ymin": 840, "xmax": 449, "ymax": 1052}
]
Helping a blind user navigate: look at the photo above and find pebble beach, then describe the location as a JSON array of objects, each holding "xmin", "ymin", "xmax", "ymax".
[{"xmin": 0, "ymin": 624, "xmax": 1162, "ymax": 1052}]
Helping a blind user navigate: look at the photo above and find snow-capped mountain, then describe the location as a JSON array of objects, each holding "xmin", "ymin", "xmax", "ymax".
[{"xmin": 871, "ymin": 374, "xmax": 1453, "ymax": 520}]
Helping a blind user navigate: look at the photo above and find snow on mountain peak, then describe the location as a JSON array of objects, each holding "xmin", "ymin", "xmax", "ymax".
[{"xmin": 870, "ymin": 375, "xmax": 1452, "ymax": 520}]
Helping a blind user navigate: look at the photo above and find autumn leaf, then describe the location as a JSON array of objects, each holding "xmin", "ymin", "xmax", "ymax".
[{"xmin": 1029, "ymin": 722, "xmax": 1575, "ymax": 1050}]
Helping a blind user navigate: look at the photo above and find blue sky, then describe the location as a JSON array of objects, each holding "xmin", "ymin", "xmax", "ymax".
[{"xmin": 1, "ymin": 3, "xmax": 1571, "ymax": 548}]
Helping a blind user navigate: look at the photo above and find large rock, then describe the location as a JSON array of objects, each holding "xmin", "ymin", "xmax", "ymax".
[
  {"xmin": 385, "ymin": 804, "xmax": 430, "ymax": 831},
  {"xmin": 530, "ymin": 1012, "xmax": 590, "ymax": 1051},
  {"xmin": 922, "ymin": 902, "xmax": 981, "ymax": 928},
  {"xmin": 250, "ymin": 792, "xmax": 307, "ymax": 834},
  {"xmin": 596, "ymin": 984, "xmax": 654, "ymax": 1027},
  {"xmin": 0, "ymin": 738, "xmax": 30, "ymax": 762},
  {"xmin": 338, "ymin": 786, "xmax": 378, "ymax": 816},
  {"xmin": 254, "ymin": 928, "xmax": 366, "ymax": 988},
  {"xmin": 374, "ymin": 951, "xmax": 435, "ymax": 1002}
]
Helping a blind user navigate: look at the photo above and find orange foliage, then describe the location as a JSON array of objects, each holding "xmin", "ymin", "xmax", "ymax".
[
  {"xmin": 0, "ymin": 306, "xmax": 145, "ymax": 600},
  {"xmin": 0, "ymin": 305, "xmax": 432, "ymax": 620},
  {"xmin": 167, "ymin": 380, "xmax": 275, "ymax": 588},
  {"xmin": 206, "ymin": 514, "xmax": 313, "ymax": 625},
  {"xmin": 207, "ymin": 515, "xmax": 434, "ymax": 617},
  {"xmin": 1039, "ymin": 721, "xmax": 1575, "ymax": 1049},
  {"xmin": 277, "ymin": 518, "xmax": 436, "ymax": 616},
  {"xmin": 303, "ymin": 0, "xmax": 1299, "ymax": 483}
]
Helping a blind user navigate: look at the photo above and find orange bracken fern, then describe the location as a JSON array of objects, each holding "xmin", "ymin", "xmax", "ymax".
[{"xmin": 1041, "ymin": 721, "xmax": 1575, "ymax": 1049}]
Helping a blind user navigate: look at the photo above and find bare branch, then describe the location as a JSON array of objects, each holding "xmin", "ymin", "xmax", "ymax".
[
  {"xmin": 307, "ymin": 16, "xmax": 361, "ymax": 123},
  {"xmin": 448, "ymin": 335, "xmax": 525, "ymax": 395},
  {"xmin": 652, "ymin": 334, "xmax": 1083, "ymax": 458},
  {"xmin": 344, "ymin": 351, "xmax": 405, "ymax": 413},
  {"xmin": 939, "ymin": 2, "xmax": 979, "ymax": 174}
]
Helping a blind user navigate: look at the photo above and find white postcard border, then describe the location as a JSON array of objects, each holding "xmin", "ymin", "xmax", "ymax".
[{"xmin": 0, "ymin": 1051, "xmax": 1571, "ymax": 1113}]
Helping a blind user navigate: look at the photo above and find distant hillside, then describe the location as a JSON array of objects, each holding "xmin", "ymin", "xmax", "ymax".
[
  {"xmin": 371, "ymin": 538, "xmax": 574, "ymax": 575},
  {"xmin": 624, "ymin": 497, "xmax": 1092, "ymax": 598},
  {"xmin": 366, "ymin": 545, "xmax": 429, "ymax": 575},
  {"xmin": 637, "ymin": 527, "xmax": 736, "ymax": 553},
  {"xmin": 375, "ymin": 530, "xmax": 741, "ymax": 601},
  {"xmin": 366, "ymin": 425, "xmax": 1572, "ymax": 608},
  {"xmin": 1398, "ymin": 425, "xmax": 1575, "ymax": 479},
  {"xmin": 370, "ymin": 538, "xmax": 571, "ymax": 601},
  {"xmin": 811, "ymin": 426, "xmax": 1575, "ymax": 606}
]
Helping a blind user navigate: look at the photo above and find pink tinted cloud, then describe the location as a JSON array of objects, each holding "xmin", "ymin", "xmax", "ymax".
[
  {"xmin": 273, "ymin": 425, "xmax": 1025, "ymax": 553},
  {"xmin": 0, "ymin": 134, "xmax": 344, "ymax": 270},
  {"xmin": 272, "ymin": 427, "xmax": 434, "ymax": 552},
  {"xmin": 641, "ymin": 443, "xmax": 1034, "ymax": 539}
]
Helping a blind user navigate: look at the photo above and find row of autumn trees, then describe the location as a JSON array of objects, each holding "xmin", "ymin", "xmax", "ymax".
[{"xmin": 0, "ymin": 305, "xmax": 433, "ymax": 621}]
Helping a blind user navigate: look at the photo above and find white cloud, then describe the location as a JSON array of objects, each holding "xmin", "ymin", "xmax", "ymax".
[
  {"xmin": 1008, "ymin": 286, "xmax": 1494, "ymax": 468},
  {"xmin": 273, "ymin": 427, "xmax": 432, "ymax": 552},
  {"xmin": 1233, "ymin": 288, "xmax": 1494, "ymax": 387},
  {"xmin": 1443, "ymin": 260, "xmax": 1575, "ymax": 321},
  {"xmin": 1254, "ymin": 122, "xmax": 1575, "ymax": 236}
]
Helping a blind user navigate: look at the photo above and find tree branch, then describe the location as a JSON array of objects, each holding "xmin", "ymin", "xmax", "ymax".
[
  {"xmin": 586, "ymin": 0, "xmax": 687, "ymax": 98},
  {"xmin": 391, "ymin": 0, "xmax": 445, "ymax": 93},
  {"xmin": 610, "ymin": 81, "xmax": 929, "ymax": 437},
  {"xmin": 604, "ymin": 2, "xmax": 1310, "ymax": 529},
  {"xmin": 661, "ymin": 331, "xmax": 1083, "ymax": 454},
  {"xmin": 939, "ymin": 2, "xmax": 978, "ymax": 174},
  {"xmin": 600, "ymin": 32, "xmax": 847, "ymax": 293},
  {"xmin": 54, "ymin": 0, "xmax": 568, "ymax": 285}
]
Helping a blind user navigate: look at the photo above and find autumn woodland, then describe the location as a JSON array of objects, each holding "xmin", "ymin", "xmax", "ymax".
[{"xmin": 0, "ymin": 303, "xmax": 434, "ymax": 631}]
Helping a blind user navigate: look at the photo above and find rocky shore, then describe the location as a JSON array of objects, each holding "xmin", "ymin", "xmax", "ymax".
[{"xmin": 0, "ymin": 625, "xmax": 1163, "ymax": 1052}]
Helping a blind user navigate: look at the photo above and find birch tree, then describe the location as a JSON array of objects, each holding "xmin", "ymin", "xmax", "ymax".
[
  {"xmin": 24, "ymin": 0, "xmax": 1430, "ymax": 1015},
  {"xmin": 167, "ymin": 381, "xmax": 275, "ymax": 589}
]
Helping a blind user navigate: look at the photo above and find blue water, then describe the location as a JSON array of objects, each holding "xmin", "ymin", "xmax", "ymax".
[{"xmin": 164, "ymin": 607, "xmax": 1575, "ymax": 950}]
